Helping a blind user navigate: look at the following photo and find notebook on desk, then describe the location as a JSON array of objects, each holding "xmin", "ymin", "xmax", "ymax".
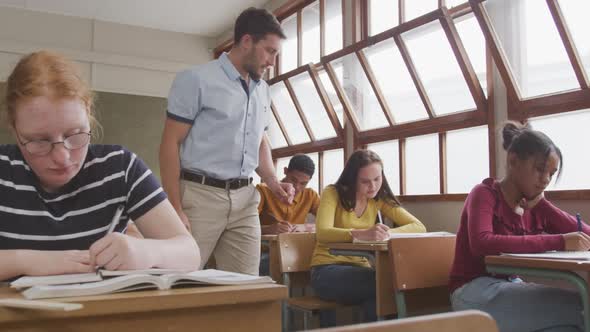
[
  {"xmin": 352, "ymin": 231, "xmax": 455, "ymax": 244},
  {"xmin": 11, "ymin": 268, "xmax": 192, "ymax": 289},
  {"xmin": 500, "ymin": 251, "xmax": 590, "ymax": 261},
  {"xmin": 12, "ymin": 269, "xmax": 275, "ymax": 300}
]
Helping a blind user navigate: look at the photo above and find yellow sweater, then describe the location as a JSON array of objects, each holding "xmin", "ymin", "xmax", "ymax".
[{"xmin": 310, "ymin": 186, "xmax": 426, "ymax": 267}]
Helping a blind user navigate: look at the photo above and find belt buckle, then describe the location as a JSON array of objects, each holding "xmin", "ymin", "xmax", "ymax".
[{"xmin": 225, "ymin": 179, "xmax": 233, "ymax": 190}]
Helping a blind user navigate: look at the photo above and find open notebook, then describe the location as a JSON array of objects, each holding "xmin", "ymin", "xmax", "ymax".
[
  {"xmin": 11, "ymin": 268, "xmax": 192, "ymax": 289},
  {"xmin": 352, "ymin": 231, "xmax": 455, "ymax": 244},
  {"xmin": 501, "ymin": 251, "xmax": 590, "ymax": 261},
  {"xmin": 13, "ymin": 269, "xmax": 274, "ymax": 300}
]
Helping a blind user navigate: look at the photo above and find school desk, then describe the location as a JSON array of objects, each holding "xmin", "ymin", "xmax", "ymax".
[
  {"xmin": 486, "ymin": 255, "xmax": 590, "ymax": 332},
  {"xmin": 262, "ymin": 234, "xmax": 281, "ymax": 283},
  {"xmin": 327, "ymin": 242, "xmax": 394, "ymax": 318},
  {"xmin": 0, "ymin": 283, "xmax": 287, "ymax": 332}
]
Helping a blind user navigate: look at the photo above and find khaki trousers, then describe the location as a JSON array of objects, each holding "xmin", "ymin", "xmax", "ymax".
[{"xmin": 180, "ymin": 180, "xmax": 261, "ymax": 275}]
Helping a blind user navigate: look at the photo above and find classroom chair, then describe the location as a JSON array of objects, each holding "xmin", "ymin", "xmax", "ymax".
[
  {"xmin": 308, "ymin": 309, "xmax": 498, "ymax": 332},
  {"xmin": 388, "ymin": 235, "xmax": 456, "ymax": 318},
  {"xmin": 277, "ymin": 232, "xmax": 355, "ymax": 331}
]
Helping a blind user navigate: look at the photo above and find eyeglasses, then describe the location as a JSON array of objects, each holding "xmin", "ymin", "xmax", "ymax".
[{"xmin": 17, "ymin": 131, "xmax": 92, "ymax": 156}]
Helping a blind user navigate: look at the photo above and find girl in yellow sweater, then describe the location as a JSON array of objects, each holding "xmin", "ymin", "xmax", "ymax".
[{"xmin": 310, "ymin": 149, "xmax": 426, "ymax": 324}]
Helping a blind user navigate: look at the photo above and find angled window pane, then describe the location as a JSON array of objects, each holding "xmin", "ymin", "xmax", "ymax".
[
  {"xmin": 369, "ymin": 0, "xmax": 399, "ymax": 35},
  {"xmin": 306, "ymin": 152, "xmax": 320, "ymax": 192},
  {"xmin": 281, "ymin": 14, "xmax": 298, "ymax": 74},
  {"xmin": 529, "ymin": 109, "xmax": 590, "ymax": 190},
  {"xmin": 364, "ymin": 40, "xmax": 429, "ymax": 124},
  {"xmin": 454, "ymin": 13, "xmax": 487, "ymax": 97},
  {"xmin": 276, "ymin": 157, "xmax": 290, "ymax": 178},
  {"xmin": 319, "ymin": 68, "xmax": 345, "ymax": 127},
  {"xmin": 325, "ymin": 0, "xmax": 343, "ymax": 54},
  {"xmin": 446, "ymin": 126, "xmax": 489, "ymax": 193},
  {"xmin": 331, "ymin": 54, "xmax": 389, "ymax": 130},
  {"xmin": 367, "ymin": 140, "xmax": 400, "ymax": 195},
  {"xmin": 559, "ymin": 0, "xmax": 590, "ymax": 81},
  {"xmin": 270, "ymin": 82, "xmax": 310, "ymax": 144},
  {"xmin": 484, "ymin": 0, "xmax": 578, "ymax": 98},
  {"xmin": 323, "ymin": 148, "xmax": 344, "ymax": 189},
  {"xmin": 405, "ymin": 0, "xmax": 438, "ymax": 22},
  {"xmin": 290, "ymin": 72, "xmax": 337, "ymax": 140},
  {"xmin": 406, "ymin": 134, "xmax": 439, "ymax": 195},
  {"xmin": 402, "ymin": 20, "xmax": 476, "ymax": 116},
  {"xmin": 302, "ymin": 3, "xmax": 320, "ymax": 65},
  {"xmin": 267, "ymin": 113, "xmax": 288, "ymax": 149},
  {"xmin": 447, "ymin": 0, "xmax": 468, "ymax": 8}
]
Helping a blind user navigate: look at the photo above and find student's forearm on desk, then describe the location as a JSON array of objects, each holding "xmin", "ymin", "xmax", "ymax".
[
  {"xmin": 142, "ymin": 235, "xmax": 201, "ymax": 269},
  {"xmin": 0, "ymin": 250, "xmax": 27, "ymax": 280}
]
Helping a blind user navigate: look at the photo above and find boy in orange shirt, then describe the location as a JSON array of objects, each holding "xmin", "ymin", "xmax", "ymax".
[{"xmin": 257, "ymin": 154, "xmax": 320, "ymax": 275}]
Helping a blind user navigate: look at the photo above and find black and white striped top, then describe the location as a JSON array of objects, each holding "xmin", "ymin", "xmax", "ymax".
[{"xmin": 0, "ymin": 144, "xmax": 167, "ymax": 250}]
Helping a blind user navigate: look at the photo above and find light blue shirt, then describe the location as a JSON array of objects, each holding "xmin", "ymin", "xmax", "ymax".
[{"xmin": 167, "ymin": 52, "xmax": 271, "ymax": 180}]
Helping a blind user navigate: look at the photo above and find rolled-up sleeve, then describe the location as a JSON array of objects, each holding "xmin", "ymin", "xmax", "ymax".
[{"xmin": 167, "ymin": 69, "xmax": 201, "ymax": 124}]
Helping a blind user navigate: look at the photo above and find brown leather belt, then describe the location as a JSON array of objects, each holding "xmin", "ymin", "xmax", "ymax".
[{"xmin": 181, "ymin": 170, "xmax": 252, "ymax": 190}]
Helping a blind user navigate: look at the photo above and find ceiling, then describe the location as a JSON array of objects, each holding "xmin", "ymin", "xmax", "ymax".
[{"xmin": 0, "ymin": 0, "xmax": 270, "ymax": 37}]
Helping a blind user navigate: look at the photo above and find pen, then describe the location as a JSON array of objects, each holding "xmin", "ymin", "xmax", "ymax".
[
  {"xmin": 577, "ymin": 213, "xmax": 582, "ymax": 233},
  {"xmin": 377, "ymin": 210, "xmax": 383, "ymax": 225},
  {"xmin": 107, "ymin": 205, "xmax": 124, "ymax": 235}
]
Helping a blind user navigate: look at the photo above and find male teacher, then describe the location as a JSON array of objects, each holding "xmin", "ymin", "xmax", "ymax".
[{"xmin": 159, "ymin": 7, "xmax": 294, "ymax": 275}]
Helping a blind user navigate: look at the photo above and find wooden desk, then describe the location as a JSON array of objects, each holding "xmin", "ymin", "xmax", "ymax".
[
  {"xmin": 486, "ymin": 255, "xmax": 590, "ymax": 332},
  {"xmin": 261, "ymin": 234, "xmax": 281, "ymax": 283},
  {"xmin": 327, "ymin": 242, "xmax": 393, "ymax": 318},
  {"xmin": 0, "ymin": 283, "xmax": 287, "ymax": 332}
]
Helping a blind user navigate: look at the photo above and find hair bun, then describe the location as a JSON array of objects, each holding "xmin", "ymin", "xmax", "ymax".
[{"xmin": 502, "ymin": 121, "xmax": 530, "ymax": 150}]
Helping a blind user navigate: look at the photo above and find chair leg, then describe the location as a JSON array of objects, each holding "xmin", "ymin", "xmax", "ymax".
[
  {"xmin": 282, "ymin": 301, "xmax": 289, "ymax": 332},
  {"xmin": 303, "ymin": 310, "xmax": 310, "ymax": 330},
  {"xmin": 395, "ymin": 291, "xmax": 407, "ymax": 318}
]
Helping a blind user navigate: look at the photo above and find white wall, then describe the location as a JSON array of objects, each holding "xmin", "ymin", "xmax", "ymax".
[{"xmin": 0, "ymin": 7, "xmax": 214, "ymax": 98}]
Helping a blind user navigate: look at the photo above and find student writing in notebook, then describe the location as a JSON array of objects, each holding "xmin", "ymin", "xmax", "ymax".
[
  {"xmin": 0, "ymin": 51, "xmax": 201, "ymax": 281},
  {"xmin": 449, "ymin": 122, "xmax": 590, "ymax": 332},
  {"xmin": 310, "ymin": 149, "xmax": 425, "ymax": 325},
  {"xmin": 257, "ymin": 154, "xmax": 320, "ymax": 275}
]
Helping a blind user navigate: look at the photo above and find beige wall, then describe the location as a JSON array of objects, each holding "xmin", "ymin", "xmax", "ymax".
[{"xmin": 0, "ymin": 6, "xmax": 213, "ymax": 98}]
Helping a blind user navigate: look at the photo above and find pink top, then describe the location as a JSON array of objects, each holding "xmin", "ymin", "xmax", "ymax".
[{"xmin": 449, "ymin": 178, "xmax": 590, "ymax": 292}]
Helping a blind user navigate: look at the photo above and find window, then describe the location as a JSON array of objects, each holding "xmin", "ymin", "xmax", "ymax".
[
  {"xmin": 331, "ymin": 54, "xmax": 389, "ymax": 130},
  {"xmin": 405, "ymin": 0, "xmax": 438, "ymax": 22},
  {"xmin": 558, "ymin": 0, "xmax": 590, "ymax": 80},
  {"xmin": 363, "ymin": 40, "xmax": 429, "ymax": 124},
  {"xmin": 367, "ymin": 140, "xmax": 400, "ymax": 194},
  {"xmin": 454, "ymin": 13, "xmax": 488, "ymax": 96},
  {"xmin": 446, "ymin": 126, "xmax": 489, "ymax": 193},
  {"xmin": 369, "ymin": 0, "xmax": 399, "ymax": 35},
  {"xmin": 281, "ymin": 14, "xmax": 298, "ymax": 73},
  {"xmin": 402, "ymin": 20, "xmax": 477, "ymax": 115},
  {"xmin": 325, "ymin": 0, "xmax": 343, "ymax": 54},
  {"xmin": 484, "ymin": 0, "xmax": 578, "ymax": 98},
  {"xmin": 270, "ymin": 82, "xmax": 310, "ymax": 144},
  {"xmin": 302, "ymin": 3, "xmax": 321, "ymax": 65},
  {"xmin": 405, "ymin": 134, "xmax": 440, "ymax": 195},
  {"xmin": 529, "ymin": 110, "xmax": 590, "ymax": 190},
  {"xmin": 323, "ymin": 148, "xmax": 344, "ymax": 189},
  {"xmin": 267, "ymin": 113, "xmax": 288, "ymax": 149},
  {"xmin": 290, "ymin": 72, "xmax": 337, "ymax": 140},
  {"xmin": 318, "ymin": 68, "xmax": 345, "ymax": 126},
  {"xmin": 306, "ymin": 152, "xmax": 320, "ymax": 192}
]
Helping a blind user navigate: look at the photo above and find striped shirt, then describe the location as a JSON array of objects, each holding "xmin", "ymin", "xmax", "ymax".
[{"xmin": 0, "ymin": 144, "xmax": 167, "ymax": 250}]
